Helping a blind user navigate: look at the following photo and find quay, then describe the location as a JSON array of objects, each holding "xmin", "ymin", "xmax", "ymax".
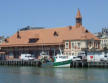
[
  {"xmin": 0, "ymin": 60, "xmax": 42, "ymax": 67},
  {"xmin": 70, "ymin": 61, "xmax": 108, "ymax": 68},
  {"xmin": 1, "ymin": 60, "xmax": 108, "ymax": 68}
]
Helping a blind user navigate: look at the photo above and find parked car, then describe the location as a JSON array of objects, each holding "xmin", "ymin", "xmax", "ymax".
[
  {"xmin": 21, "ymin": 54, "xmax": 34, "ymax": 60},
  {"xmin": 39, "ymin": 51, "xmax": 50, "ymax": 60},
  {"xmin": 100, "ymin": 55, "xmax": 108, "ymax": 62},
  {"xmin": 72, "ymin": 56, "xmax": 81, "ymax": 61},
  {"xmin": 78, "ymin": 52, "xmax": 87, "ymax": 61}
]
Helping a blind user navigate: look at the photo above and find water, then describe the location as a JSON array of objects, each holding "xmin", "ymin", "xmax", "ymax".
[{"xmin": 0, "ymin": 66, "xmax": 108, "ymax": 83}]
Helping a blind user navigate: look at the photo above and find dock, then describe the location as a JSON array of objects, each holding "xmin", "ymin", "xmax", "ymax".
[
  {"xmin": 1, "ymin": 60, "xmax": 108, "ymax": 68},
  {"xmin": 0, "ymin": 60, "xmax": 42, "ymax": 67},
  {"xmin": 70, "ymin": 61, "xmax": 108, "ymax": 68}
]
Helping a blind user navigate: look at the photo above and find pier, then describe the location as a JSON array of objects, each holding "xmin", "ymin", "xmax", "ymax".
[
  {"xmin": 70, "ymin": 61, "xmax": 108, "ymax": 68},
  {"xmin": 1, "ymin": 60, "xmax": 108, "ymax": 68},
  {"xmin": 0, "ymin": 60, "xmax": 42, "ymax": 67},
  {"xmin": 70, "ymin": 61, "xmax": 87, "ymax": 68}
]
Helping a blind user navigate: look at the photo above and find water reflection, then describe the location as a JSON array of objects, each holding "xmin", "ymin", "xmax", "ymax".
[{"xmin": 0, "ymin": 66, "xmax": 108, "ymax": 83}]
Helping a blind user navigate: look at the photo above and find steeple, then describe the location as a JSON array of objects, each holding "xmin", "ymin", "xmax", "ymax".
[{"xmin": 76, "ymin": 9, "xmax": 82, "ymax": 27}]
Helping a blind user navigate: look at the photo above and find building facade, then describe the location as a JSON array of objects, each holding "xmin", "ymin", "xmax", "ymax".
[
  {"xmin": 95, "ymin": 28, "xmax": 108, "ymax": 49},
  {"xmin": 100, "ymin": 37, "xmax": 108, "ymax": 49},
  {"xmin": 0, "ymin": 36, "xmax": 5, "ymax": 44},
  {"xmin": 0, "ymin": 36, "xmax": 5, "ymax": 60},
  {"xmin": 64, "ymin": 9, "xmax": 100, "ymax": 56},
  {"xmin": 0, "ymin": 9, "xmax": 100, "ymax": 60}
]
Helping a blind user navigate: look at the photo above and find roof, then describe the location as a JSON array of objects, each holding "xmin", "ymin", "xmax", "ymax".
[
  {"xmin": 0, "ymin": 25, "xmax": 99, "ymax": 47},
  {"xmin": 76, "ymin": 9, "xmax": 82, "ymax": 18}
]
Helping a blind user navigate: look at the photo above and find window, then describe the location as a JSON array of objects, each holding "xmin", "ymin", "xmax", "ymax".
[
  {"xmin": 69, "ymin": 26, "xmax": 72, "ymax": 30},
  {"xmin": 53, "ymin": 31, "xmax": 58, "ymax": 37},
  {"xmin": 75, "ymin": 53, "xmax": 77, "ymax": 56},
  {"xmin": 76, "ymin": 18, "xmax": 81, "ymax": 23},
  {"xmin": 96, "ymin": 43, "xmax": 98, "ymax": 48},
  {"xmin": 5, "ymin": 38, "xmax": 8, "ymax": 43},
  {"xmin": 101, "ymin": 40, "xmax": 103, "ymax": 43},
  {"xmin": 59, "ymin": 56, "xmax": 68, "ymax": 59},
  {"xmin": 65, "ymin": 41, "xmax": 69, "ymax": 49},
  {"xmin": 85, "ymin": 29, "xmax": 89, "ymax": 33},
  {"xmin": 65, "ymin": 52, "xmax": 68, "ymax": 55},
  {"xmin": 17, "ymin": 31, "xmax": 21, "ymax": 39},
  {"xmin": 69, "ymin": 52, "xmax": 71, "ymax": 55},
  {"xmin": 72, "ymin": 53, "xmax": 74, "ymax": 56},
  {"xmin": 29, "ymin": 38, "xmax": 39, "ymax": 43},
  {"xmin": 71, "ymin": 42, "xmax": 74, "ymax": 49},
  {"xmin": 78, "ymin": 42, "xmax": 81, "ymax": 48}
]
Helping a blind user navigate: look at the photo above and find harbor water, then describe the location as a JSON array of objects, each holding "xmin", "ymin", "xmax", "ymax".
[{"xmin": 0, "ymin": 66, "xmax": 108, "ymax": 83}]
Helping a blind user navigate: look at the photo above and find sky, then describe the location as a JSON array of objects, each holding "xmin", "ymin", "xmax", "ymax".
[{"xmin": 0, "ymin": 0, "xmax": 108, "ymax": 37}]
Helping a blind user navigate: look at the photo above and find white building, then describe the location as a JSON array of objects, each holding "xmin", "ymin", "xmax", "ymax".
[{"xmin": 64, "ymin": 9, "xmax": 100, "ymax": 56}]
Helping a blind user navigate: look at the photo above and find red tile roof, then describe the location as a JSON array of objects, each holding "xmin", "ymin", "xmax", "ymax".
[
  {"xmin": 0, "ymin": 9, "xmax": 99, "ymax": 47},
  {"xmin": 0, "ymin": 25, "xmax": 99, "ymax": 47}
]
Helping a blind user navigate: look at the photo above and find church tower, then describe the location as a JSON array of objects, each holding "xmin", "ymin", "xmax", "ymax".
[{"xmin": 76, "ymin": 9, "xmax": 82, "ymax": 27}]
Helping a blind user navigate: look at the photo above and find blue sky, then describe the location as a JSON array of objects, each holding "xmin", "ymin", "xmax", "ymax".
[{"xmin": 0, "ymin": 0, "xmax": 108, "ymax": 37}]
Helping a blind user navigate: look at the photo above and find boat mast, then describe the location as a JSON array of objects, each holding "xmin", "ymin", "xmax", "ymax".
[{"xmin": 59, "ymin": 44, "xmax": 62, "ymax": 55}]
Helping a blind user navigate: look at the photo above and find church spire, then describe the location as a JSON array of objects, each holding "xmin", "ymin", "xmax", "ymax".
[{"xmin": 76, "ymin": 9, "xmax": 82, "ymax": 27}]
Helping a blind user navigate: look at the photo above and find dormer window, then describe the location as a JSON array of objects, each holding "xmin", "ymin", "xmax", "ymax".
[
  {"xmin": 5, "ymin": 38, "xmax": 8, "ymax": 43},
  {"xmin": 17, "ymin": 31, "xmax": 21, "ymax": 39},
  {"xmin": 53, "ymin": 31, "xmax": 58, "ymax": 37},
  {"xmin": 85, "ymin": 29, "xmax": 89, "ymax": 33},
  {"xmin": 29, "ymin": 38, "xmax": 39, "ymax": 43},
  {"xmin": 69, "ymin": 26, "xmax": 72, "ymax": 30}
]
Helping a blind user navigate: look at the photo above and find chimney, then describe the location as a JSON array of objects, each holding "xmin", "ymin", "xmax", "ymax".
[{"xmin": 69, "ymin": 26, "xmax": 72, "ymax": 30}]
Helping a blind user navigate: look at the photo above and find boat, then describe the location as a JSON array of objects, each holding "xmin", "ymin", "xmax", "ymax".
[
  {"xmin": 39, "ymin": 51, "xmax": 50, "ymax": 60},
  {"xmin": 40, "ymin": 48, "xmax": 73, "ymax": 68},
  {"xmin": 53, "ymin": 54, "xmax": 73, "ymax": 67},
  {"xmin": 53, "ymin": 49, "xmax": 73, "ymax": 67}
]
